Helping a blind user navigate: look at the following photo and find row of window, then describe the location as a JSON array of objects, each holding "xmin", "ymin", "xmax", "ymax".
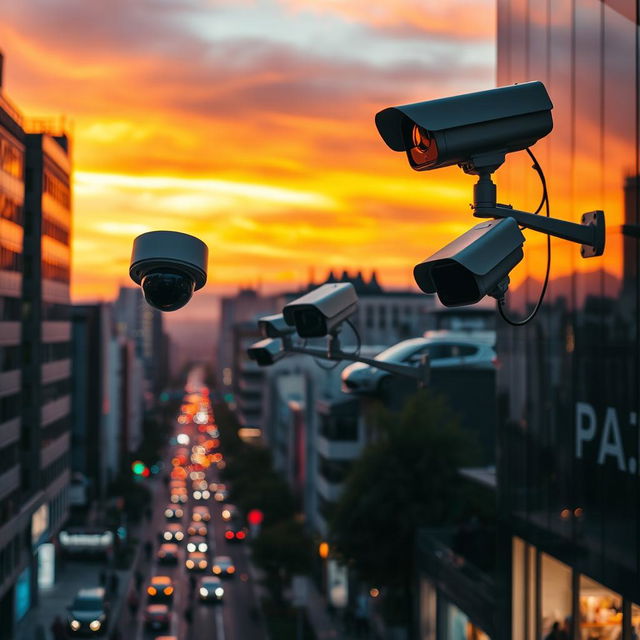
[
  {"xmin": 0, "ymin": 345, "xmax": 20, "ymax": 372},
  {"xmin": 42, "ymin": 302, "xmax": 70, "ymax": 321},
  {"xmin": 1, "ymin": 137, "xmax": 23, "ymax": 179},
  {"xmin": 0, "ymin": 297, "xmax": 21, "ymax": 322},
  {"xmin": 42, "ymin": 258, "xmax": 70, "ymax": 283},
  {"xmin": 0, "ymin": 246, "xmax": 22, "ymax": 273},
  {"xmin": 0, "ymin": 195, "xmax": 23, "ymax": 225},
  {"xmin": 318, "ymin": 453, "xmax": 352, "ymax": 484},
  {"xmin": 319, "ymin": 414, "xmax": 359, "ymax": 441},
  {"xmin": 41, "ymin": 341, "xmax": 71, "ymax": 363},
  {"xmin": 42, "ymin": 379, "xmax": 71, "ymax": 405},
  {"xmin": 0, "ymin": 444, "xmax": 19, "ymax": 471},
  {"xmin": 0, "ymin": 393, "xmax": 20, "ymax": 424},
  {"xmin": 42, "ymin": 216, "xmax": 70, "ymax": 246},
  {"xmin": 43, "ymin": 171, "xmax": 70, "ymax": 209}
]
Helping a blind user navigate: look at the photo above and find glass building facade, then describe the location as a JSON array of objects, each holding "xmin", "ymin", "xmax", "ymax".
[{"xmin": 496, "ymin": 1, "xmax": 639, "ymax": 638}]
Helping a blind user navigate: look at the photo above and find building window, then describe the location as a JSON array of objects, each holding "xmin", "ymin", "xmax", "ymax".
[
  {"xmin": 0, "ymin": 296, "xmax": 21, "ymax": 321},
  {"xmin": 0, "ymin": 246, "xmax": 22, "ymax": 272},
  {"xmin": 319, "ymin": 414, "xmax": 358, "ymax": 441},
  {"xmin": 0, "ymin": 138, "xmax": 23, "ymax": 179},
  {"xmin": 540, "ymin": 553, "xmax": 572, "ymax": 639},
  {"xmin": 42, "ymin": 216, "xmax": 70, "ymax": 246},
  {"xmin": 43, "ymin": 171, "xmax": 70, "ymax": 209},
  {"xmin": 632, "ymin": 603, "xmax": 640, "ymax": 639},
  {"xmin": 443, "ymin": 599, "xmax": 491, "ymax": 640},
  {"xmin": 0, "ymin": 345, "xmax": 21, "ymax": 371},
  {"xmin": 379, "ymin": 306, "xmax": 387, "ymax": 329},
  {"xmin": 41, "ymin": 342, "xmax": 71, "ymax": 363},
  {"xmin": 317, "ymin": 454, "xmax": 352, "ymax": 484},
  {"xmin": 42, "ymin": 302, "xmax": 70, "ymax": 321},
  {"xmin": 579, "ymin": 575, "xmax": 622, "ymax": 640},
  {"xmin": 0, "ymin": 195, "xmax": 23, "ymax": 225},
  {"xmin": 0, "ymin": 393, "xmax": 20, "ymax": 423}
]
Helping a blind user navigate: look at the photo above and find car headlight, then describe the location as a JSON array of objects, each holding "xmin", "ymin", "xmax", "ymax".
[
  {"xmin": 175, "ymin": 532, "xmax": 184, "ymax": 540},
  {"xmin": 163, "ymin": 532, "xmax": 172, "ymax": 540},
  {"xmin": 89, "ymin": 620, "xmax": 101, "ymax": 631},
  {"xmin": 215, "ymin": 587, "xmax": 224, "ymax": 597},
  {"xmin": 186, "ymin": 560, "xmax": 194, "ymax": 568},
  {"xmin": 70, "ymin": 620, "xmax": 81, "ymax": 631},
  {"xmin": 199, "ymin": 543, "xmax": 207, "ymax": 552},
  {"xmin": 199, "ymin": 587, "xmax": 208, "ymax": 597},
  {"xmin": 212, "ymin": 565, "xmax": 220, "ymax": 574},
  {"xmin": 187, "ymin": 543, "xmax": 195, "ymax": 552}
]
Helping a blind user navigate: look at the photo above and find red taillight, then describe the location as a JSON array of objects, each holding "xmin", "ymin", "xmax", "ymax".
[
  {"xmin": 236, "ymin": 531, "xmax": 246, "ymax": 540},
  {"xmin": 225, "ymin": 530, "xmax": 234, "ymax": 539}
]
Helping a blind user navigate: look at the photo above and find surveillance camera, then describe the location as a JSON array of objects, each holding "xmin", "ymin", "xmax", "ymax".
[
  {"xmin": 258, "ymin": 314, "xmax": 296, "ymax": 339},
  {"xmin": 375, "ymin": 81, "xmax": 553, "ymax": 173},
  {"xmin": 247, "ymin": 338, "xmax": 286, "ymax": 367},
  {"xmin": 282, "ymin": 283, "xmax": 358, "ymax": 338},
  {"xmin": 129, "ymin": 231, "xmax": 208, "ymax": 312},
  {"xmin": 413, "ymin": 218, "xmax": 525, "ymax": 307}
]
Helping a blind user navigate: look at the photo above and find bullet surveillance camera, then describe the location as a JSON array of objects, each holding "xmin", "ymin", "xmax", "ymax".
[
  {"xmin": 375, "ymin": 81, "xmax": 553, "ymax": 173},
  {"xmin": 247, "ymin": 338, "xmax": 286, "ymax": 367},
  {"xmin": 129, "ymin": 231, "xmax": 208, "ymax": 312},
  {"xmin": 258, "ymin": 314, "xmax": 296, "ymax": 339},
  {"xmin": 282, "ymin": 283, "xmax": 358, "ymax": 338},
  {"xmin": 413, "ymin": 218, "xmax": 525, "ymax": 307}
]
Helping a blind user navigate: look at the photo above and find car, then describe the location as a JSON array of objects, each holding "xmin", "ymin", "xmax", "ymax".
[
  {"xmin": 163, "ymin": 505, "xmax": 184, "ymax": 520},
  {"xmin": 199, "ymin": 576, "xmax": 224, "ymax": 602},
  {"xmin": 185, "ymin": 551, "xmax": 208, "ymax": 571},
  {"xmin": 146, "ymin": 576, "xmax": 174, "ymax": 603},
  {"xmin": 186, "ymin": 536, "xmax": 208, "ymax": 553},
  {"xmin": 170, "ymin": 487, "xmax": 188, "ymax": 504},
  {"xmin": 187, "ymin": 521, "xmax": 207, "ymax": 537},
  {"xmin": 341, "ymin": 337, "xmax": 497, "ymax": 395},
  {"xmin": 211, "ymin": 555, "xmax": 236, "ymax": 577},
  {"xmin": 144, "ymin": 604, "xmax": 170, "ymax": 631},
  {"xmin": 160, "ymin": 523, "xmax": 184, "ymax": 543},
  {"xmin": 221, "ymin": 504, "xmax": 239, "ymax": 522},
  {"xmin": 224, "ymin": 522, "xmax": 247, "ymax": 542},
  {"xmin": 156, "ymin": 543, "xmax": 179, "ymax": 564},
  {"xmin": 192, "ymin": 506, "xmax": 211, "ymax": 522},
  {"xmin": 192, "ymin": 489, "xmax": 211, "ymax": 500},
  {"xmin": 67, "ymin": 587, "xmax": 109, "ymax": 635}
]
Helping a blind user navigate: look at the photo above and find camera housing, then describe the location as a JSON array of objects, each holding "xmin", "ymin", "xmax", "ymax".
[
  {"xmin": 375, "ymin": 81, "xmax": 553, "ymax": 173},
  {"xmin": 129, "ymin": 231, "xmax": 208, "ymax": 312},
  {"xmin": 413, "ymin": 218, "xmax": 525, "ymax": 306},
  {"xmin": 282, "ymin": 283, "xmax": 358, "ymax": 338},
  {"xmin": 247, "ymin": 338, "xmax": 286, "ymax": 367},
  {"xmin": 258, "ymin": 314, "xmax": 296, "ymax": 339}
]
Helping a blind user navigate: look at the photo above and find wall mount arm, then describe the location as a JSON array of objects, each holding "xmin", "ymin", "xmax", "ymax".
[{"xmin": 471, "ymin": 171, "xmax": 605, "ymax": 258}]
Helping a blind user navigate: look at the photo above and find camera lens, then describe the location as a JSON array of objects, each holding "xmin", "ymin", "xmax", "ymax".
[
  {"xmin": 293, "ymin": 309, "xmax": 326, "ymax": 338},
  {"xmin": 409, "ymin": 125, "xmax": 438, "ymax": 169},
  {"xmin": 141, "ymin": 269, "xmax": 195, "ymax": 311}
]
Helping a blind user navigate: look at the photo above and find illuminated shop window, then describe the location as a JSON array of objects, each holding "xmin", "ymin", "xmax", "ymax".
[
  {"xmin": 631, "ymin": 603, "xmax": 640, "ymax": 639},
  {"xmin": 444, "ymin": 600, "xmax": 491, "ymax": 640},
  {"xmin": 579, "ymin": 575, "xmax": 622, "ymax": 640},
  {"xmin": 540, "ymin": 553, "xmax": 572, "ymax": 639}
]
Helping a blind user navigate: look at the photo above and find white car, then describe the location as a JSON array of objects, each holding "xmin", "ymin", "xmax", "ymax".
[{"xmin": 341, "ymin": 337, "xmax": 496, "ymax": 395}]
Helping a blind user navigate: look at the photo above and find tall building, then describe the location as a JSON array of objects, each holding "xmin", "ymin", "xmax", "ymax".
[
  {"xmin": 0, "ymin": 53, "xmax": 73, "ymax": 636},
  {"xmin": 496, "ymin": 2, "xmax": 639, "ymax": 638}
]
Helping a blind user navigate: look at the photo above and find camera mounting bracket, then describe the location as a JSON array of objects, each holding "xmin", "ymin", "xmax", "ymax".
[{"xmin": 471, "ymin": 173, "xmax": 605, "ymax": 258}]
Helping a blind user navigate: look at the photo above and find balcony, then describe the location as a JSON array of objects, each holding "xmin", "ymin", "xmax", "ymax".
[
  {"xmin": 0, "ymin": 417, "xmax": 19, "ymax": 448},
  {"xmin": 0, "ymin": 465, "xmax": 20, "ymax": 500},
  {"xmin": 42, "ymin": 321, "xmax": 71, "ymax": 342},
  {"xmin": 316, "ymin": 473, "xmax": 343, "ymax": 503},
  {"xmin": 0, "ymin": 370, "xmax": 20, "ymax": 395},
  {"xmin": 0, "ymin": 322, "xmax": 20, "ymax": 343}
]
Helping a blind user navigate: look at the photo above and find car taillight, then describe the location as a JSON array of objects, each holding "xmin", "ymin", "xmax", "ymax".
[
  {"xmin": 227, "ymin": 566, "xmax": 235, "ymax": 574},
  {"xmin": 212, "ymin": 565, "xmax": 221, "ymax": 573},
  {"xmin": 225, "ymin": 531, "xmax": 234, "ymax": 539},
  {"xmin": 148, "ymin": 587, "xmax": 157, "ymax": 596},
  {"xmin": 164, "ymin": 587, "xmax": 173, "ymax": 595},
  {"xmin": 236, "ymin": 531, "xmax": 246, "ymax": 540}
]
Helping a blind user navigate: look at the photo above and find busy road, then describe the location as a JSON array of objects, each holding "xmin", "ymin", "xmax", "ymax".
[{"xmin": 130, "ymin": 369, "xmax": 267, "ymax": 640}]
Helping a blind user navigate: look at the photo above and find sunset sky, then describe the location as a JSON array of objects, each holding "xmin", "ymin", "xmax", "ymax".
[{"xmin": 1, "ymin": 0, "xmax": 496, "ymax": 302}]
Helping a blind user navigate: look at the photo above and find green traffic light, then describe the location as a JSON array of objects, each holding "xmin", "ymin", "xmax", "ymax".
[{"xmin": 131, "ymin": 460, "xmax": 146, "ymax": 475}]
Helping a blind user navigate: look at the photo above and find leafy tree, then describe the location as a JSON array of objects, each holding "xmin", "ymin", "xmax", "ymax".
[
  {"xmin": 251, "ymin": 519, "xmax": 313, "ymax": 605},
  {"xmin": 329, "ymin": 389, "xmax": 478, "ymax": 625}
]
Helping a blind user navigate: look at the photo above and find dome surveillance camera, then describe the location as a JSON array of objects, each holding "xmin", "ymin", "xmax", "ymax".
[{"xmin": 129, "ymin": 231, "xmax": 208, "ymax": 312}]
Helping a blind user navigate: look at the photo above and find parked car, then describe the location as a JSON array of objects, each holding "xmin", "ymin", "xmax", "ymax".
[
  {"xmin": 211, "ymin": 555, "xmax": 235, "ymax": 577},
  {"xmin": 144, "ymin": 604, "xmax": 170, "ymax": 631},
  {"xmin": 146, "ymin": 576, "xmax": 174, "ymax": 603},
  {"xmin": 199, "ymin": 576, "xmax": 224, "ymax": 602},
  {"xmin": 341, "ymin": 337, "xmax": 496, "ymax": 395},
  {"xmin": 67, "ymin": 587, "xmax": 109, "ymax": 635}
]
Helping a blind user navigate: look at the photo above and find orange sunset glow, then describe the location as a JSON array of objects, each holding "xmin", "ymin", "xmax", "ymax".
[{"xmin": 1, "ymin": 0, "xmax": 497, "ymax": 301}]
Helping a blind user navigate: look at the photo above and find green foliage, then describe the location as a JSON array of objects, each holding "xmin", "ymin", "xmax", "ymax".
[{"xmin": 330, "ymin": 389, "xmax": 478, "ymax": 592}]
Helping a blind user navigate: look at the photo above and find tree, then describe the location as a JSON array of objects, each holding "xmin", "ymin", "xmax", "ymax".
[{"xmin": 329, "ymin": 389, "xmax": 478, "ymax": 625}]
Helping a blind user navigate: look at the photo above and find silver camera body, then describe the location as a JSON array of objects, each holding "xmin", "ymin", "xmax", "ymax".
[
  {"xmin": 282, "ymin": 283, "xmax": 358, "ymax": 338},
  {"xmin": 129, "ymin": 231, "xmax": 208, "ymax": 312},
  {"xmin": 413, "ymin": 218, "xmax": 525, "ymax": 306},
  {"xmin": 375, "ymin": 81, "xmax": 553, "ymax": 172}
]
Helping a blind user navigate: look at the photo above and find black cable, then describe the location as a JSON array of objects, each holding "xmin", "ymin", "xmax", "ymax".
[
  {"xmin": 312, "ymin": 319, "xmax": 361, "ymax": 370},
  {"xmin": 497, "ymin": 147, "xmax": 551, "ymax": 326}
]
